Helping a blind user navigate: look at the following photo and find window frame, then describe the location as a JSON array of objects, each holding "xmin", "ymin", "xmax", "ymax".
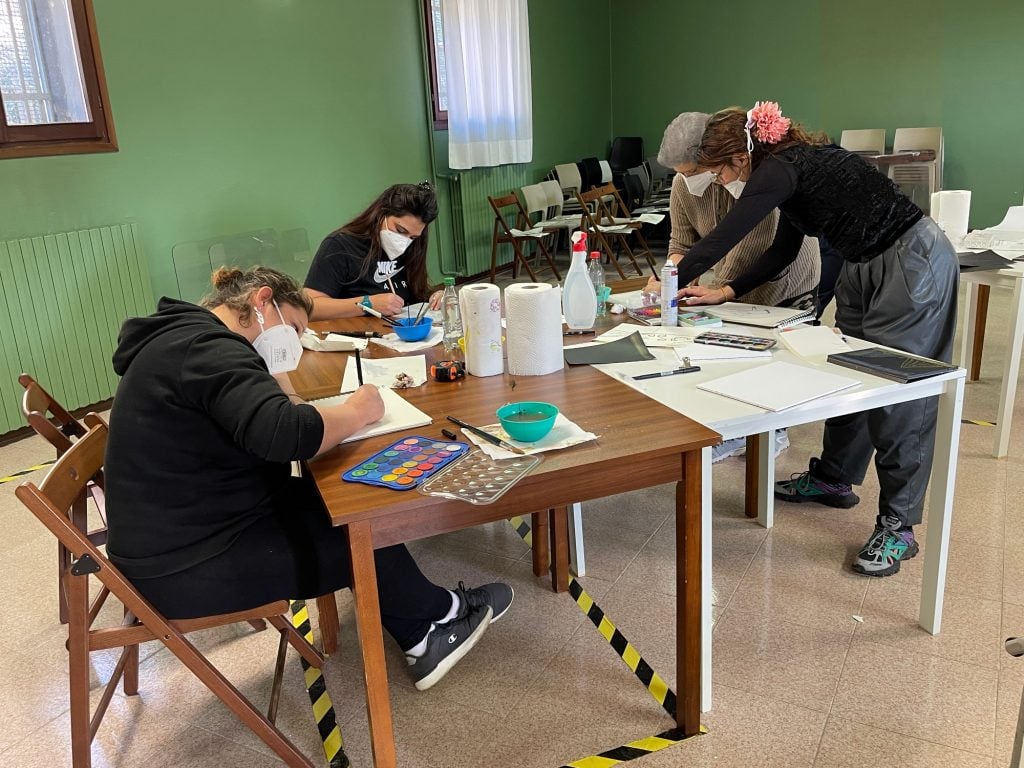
[
  {"xmin": 0, "ymin": 0, "xmax": 117, "ymax": 160},
  {"xmin": 423, "ymin": 0, "xmax": 447, "ymax": 130}
]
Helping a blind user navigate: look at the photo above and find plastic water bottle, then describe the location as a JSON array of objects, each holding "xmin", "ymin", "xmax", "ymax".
[
  {"xmin": 562, "ymin": 232, "xmax": 597, "ymax": 330},
  {"xmin": 441, "ymin": 277, "xmax": 463, "ymax": 354},
  {"xmin": 587, "ymin": 251, "xmax": 607, "ymax": 317},
  {"xmin": 660, "ymin": 262, "xmax": 679, "ymax": 327}
]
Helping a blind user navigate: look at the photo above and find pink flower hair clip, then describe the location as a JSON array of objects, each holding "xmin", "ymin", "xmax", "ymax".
[{"xmin": 745, "ymin": 101, "xmax": 791, "ymax": 149}]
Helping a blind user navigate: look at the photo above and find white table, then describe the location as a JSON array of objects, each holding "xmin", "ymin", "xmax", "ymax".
[
  {"xmin": 960, "ymin": 261, "xmax": 1024, "ymax": 457},
  {"xmin": 597, "ymin": 335, "xmax": 965, "ymax": 712}
]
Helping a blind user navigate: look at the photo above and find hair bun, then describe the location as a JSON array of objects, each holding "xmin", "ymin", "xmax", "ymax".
[{"xmin": 211, "ymin": 266, "xmax": 244, "ymax": 290}]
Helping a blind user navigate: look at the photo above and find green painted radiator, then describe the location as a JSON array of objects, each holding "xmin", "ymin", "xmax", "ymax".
[
  {"xmin": 447, "ymin": 164, "xmax": 534, "ymax": 276},
  {"xmin": 0, "ymin": 223, "xmax": 153, "ymax": 435}
]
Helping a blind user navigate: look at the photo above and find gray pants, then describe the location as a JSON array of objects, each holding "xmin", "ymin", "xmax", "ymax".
[{"xmin": 818, "ymin": 217, "xmax": 959, "ymax": 527}]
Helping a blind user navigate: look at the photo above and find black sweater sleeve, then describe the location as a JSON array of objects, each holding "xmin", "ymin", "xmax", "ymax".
[
  {"xmin": 181, "ymin": 333, "xmax": 325, "ymax": 462},
  {"xmin": 676, "ymin": 158, "xmax": 801, "ymax": 290}
]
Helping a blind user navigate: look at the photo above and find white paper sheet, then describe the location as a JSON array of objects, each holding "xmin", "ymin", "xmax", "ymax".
[
  {"xmin": 459, "ymin": 413, "xmax": 597, "ymax": 458},
  {"xmin": 596, "ymin": 323, "xmax": 701, "ymax": 348},
  {"xmin": 341, "ymin": 354, "xmax": 428, "ymax": 391},
  {"xmin": 697, "ymin": 361, "xmax": 860, "ymax": 412},
  {"xmin": 370, "ymin": 326, "xmax": 444, "ymax": 353},
  {"xmin": 777, "ymin": 325, "xmax": 852, "ymax": 360},
  {"xmin": 300, "ymin": 330, "xmax": 369, "ymax": 353}
]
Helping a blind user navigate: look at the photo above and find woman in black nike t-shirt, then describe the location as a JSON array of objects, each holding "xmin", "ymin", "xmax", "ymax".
[{"xmin": 305, "ymin": 181, "xmax": 443, "ymax": 320}]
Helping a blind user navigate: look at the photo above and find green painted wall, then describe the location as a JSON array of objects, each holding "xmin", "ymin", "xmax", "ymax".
[
  {"xmin": 1, "ymin": 0, "xmax": 611, "ymax": 299},
  {"xmin": 609, "ymin": 0, "xmax": 1024, "ymax": 228}
]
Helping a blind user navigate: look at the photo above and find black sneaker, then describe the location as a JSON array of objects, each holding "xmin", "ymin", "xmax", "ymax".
[
  {"xmin": 774, "ymin": 457, "xmax": 860, "ymax": 509},
  {"xmin": 408, "ymin": 603, "xmax": 492, "ymax": 691},
  {"xmin": 453, "ymin": 580, "xmax": 514, "ymax": 623}
]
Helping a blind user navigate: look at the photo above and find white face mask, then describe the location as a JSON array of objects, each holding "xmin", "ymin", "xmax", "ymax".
[
  {"xmin": 380, "ymin": 219, "xmax": 413, "ymax": 261},
  {"xmin": 252, "ymin": 299, "xmax": 303, "ymax": 374},
  {"xmin": 724, "ymin": 179, "xmax": 747, "ymax": 199},
  {"xmin": 682, "ymin": 171, "xmax": 714, "ymax": 197}
]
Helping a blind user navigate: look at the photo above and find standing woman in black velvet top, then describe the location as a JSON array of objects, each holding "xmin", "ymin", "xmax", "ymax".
[{"xmin": 678, "ymin": 102, "xmax": 959, "ymax": 577}]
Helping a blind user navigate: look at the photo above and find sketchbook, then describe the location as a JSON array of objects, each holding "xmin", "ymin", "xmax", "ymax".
[
  {"xmin": 697, "ymin": 361, "xmax": 860, "ymax": 411},
  {"xmin": 826, "ymin": 348, "xmax": 958, "ymax": 384},
  {"xmin": 704, "ymin": 302, "xmax": 814, "ymax": 329},
  {"xmin": 309, "ymin": 386, "xmax": 432, "ymax": 443}
]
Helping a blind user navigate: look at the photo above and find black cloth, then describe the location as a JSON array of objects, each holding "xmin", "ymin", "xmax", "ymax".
[
  {"xmin": 817, "ymin": 218, "xmax": 959, "ymax": 527},
  {"xmin": 104, "ymin": 298, "xmax": 451, "ymax": 646},
  {"xmin": 305, "ymin": 231, "xmax": 416, "ymax": 303},
  {"xmin": 678, "ymin": 145, "xmax": 923, "ymax": 297},
  {"xmin": 815, "ymin": 236, "xmax": 844, "ymax": 319}
]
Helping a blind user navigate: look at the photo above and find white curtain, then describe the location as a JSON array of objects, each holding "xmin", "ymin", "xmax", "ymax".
[{"xmin": 442, "ymin": 0, "xmax": 533, "ymax": 170}]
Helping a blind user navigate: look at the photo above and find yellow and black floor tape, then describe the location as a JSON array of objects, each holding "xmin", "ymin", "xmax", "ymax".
[
  {"xmin": 0, "ymin": 459, "xmax": 56, "ymax": 485},
  {"xmin": 289, "ymin": 599, "xmax": 350, "ymax": 768},
  {"xmin": 505, "ymin": 515, "xmax": 705, "ymax": 765},
  {"xmin": 507, "ymin": 515, "xmax": 677, "ymax": 718},
  {"xmin": 559, "ymin": 725, "xmax": 708, "ymax": 768},
  {"xmin": 962, "ymin": 418, "xmax": 996, "ymax": 426}
]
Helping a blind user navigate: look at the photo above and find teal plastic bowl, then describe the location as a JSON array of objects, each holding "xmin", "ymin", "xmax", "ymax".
[
  {"xmin": 393, "ymin": 317, "xmax": 432, "ymax": 342},
  {"xmin": 496, "ymin": 401, "xmax": 559, "ymax": 442}
]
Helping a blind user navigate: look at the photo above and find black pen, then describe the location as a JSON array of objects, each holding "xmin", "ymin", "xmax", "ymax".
[
  {"xmin": 633, "ymin": 365, "xmax": 700, "ymax": 380},
  {"xmin": 353, "ymin": 348, "xmax": 364, "ymax": 386},
  {"xmin": 563, "ymin": 330, "xmax": 595, "ymax": 336}
]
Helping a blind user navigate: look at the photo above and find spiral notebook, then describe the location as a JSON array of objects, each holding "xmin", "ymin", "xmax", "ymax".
[
  {"xmin": 309, "ymin": 386, "xmax": 432, "ymax": 443},
  {"xmin": 704, "ymin": 302, "xmax": 814, "ymax": 329}
]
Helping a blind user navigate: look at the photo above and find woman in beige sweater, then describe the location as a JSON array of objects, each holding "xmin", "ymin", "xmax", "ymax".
[{"xmin": 651, "ymin": 112, "xmax": 820, "ymax": 308}]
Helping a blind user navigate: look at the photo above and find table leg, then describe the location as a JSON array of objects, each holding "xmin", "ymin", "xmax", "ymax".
[
  {"xmin": 960, "ymin": 281, "xmax": 979, "ymax": 381},
  {"xmin": 347, "ymin": 522, "xmax": 397, "ymax": 768},
  {"xmin": 315, "ymin": 593, "xmax": 340, "ymax": 656},
  {"xmin": 972, "ymin": 284, "xmax": 990, "ymax": 380},
  {"xmin": 676, "ymin": 448, "xmax": 703, "ymax": 735},
  {"xmin": 757, "ymin": 432, "xmax": 776, "ymax": 529},
  {"xmin": 568, "ymin": 502, "xmax": 586, "ymax": 577},
  {"xmin": 996, "ymin": 280, "xmax": 1024, "ymax": 457},
  {"xmin": 919, "ymin": 376, "xmax": 964, "ymax": 634},
  {"xmin": 531, "ymin": 511, "xmax": 549, "ymax": 577},
  {"xmin": 744, "ymin": 434, "xmax": 761, "ymax": 519},
  {"xmin": 699, "ymin": 445, "xmax": 713, "ymax": 714},
  {"xmin": 549, "ymin": 506, "xmax": 570, "ymax": 593}
]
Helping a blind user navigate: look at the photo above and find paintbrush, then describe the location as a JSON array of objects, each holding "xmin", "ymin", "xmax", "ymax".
[
  {"xmin": 413, "ymin": 301, "xmax": 431, "ymax": 325},
  {"xmin": 360, "ymin": 303, "xmax": 399, "ymax": 327},
  {"xmin": 446, "ymin": 416, "xmax": 528, "ymax": 456}
]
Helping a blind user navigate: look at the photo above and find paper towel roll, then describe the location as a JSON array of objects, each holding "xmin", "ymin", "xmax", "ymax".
[
  {"xmin": 930, "ymin": 190, "xmax": 971, "ymax": 241},
  {"xmin": 459, "ymin": 283, "xmax": 504, "ymax": 377},
  {"xmin": 504, "ymin": 283, "xmax": 564, "ymax": 376}
]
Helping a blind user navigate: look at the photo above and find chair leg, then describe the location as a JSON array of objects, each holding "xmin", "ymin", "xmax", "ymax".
[
  {"xmin": 67, "ymin": 570, "xmax": 92, "ymax": 767},
  {"xmin": 58, "ymin": 542, "xmax": 70, "ymax": 624},
  {"xmin": 538, "ymin": 237, "xmax": 562, "ymax": 281},
  {"xmin": 512, "ymin": 239, "xmax": 539, "ymax": 282},
  {"xmin": 267, "ymin": 629, "xmax": 289, "ymax": 725},
  {"xmin": 247, "ymin": 619, "xmax": 268, "ymax": 631},
  {"xmin": 123, "ymin": 606, "xmax": 139, "ymax": 696},
  {"xmin": 616, "ymin": 235, "xmax": 644, "ymax": 276},
  {"xmin": 267, "ymin": 614, "xmax": 325, "ymax": 668},
  {"xmin": 489, "ymin": 223, "xmax": 501, "ymax": 284}
]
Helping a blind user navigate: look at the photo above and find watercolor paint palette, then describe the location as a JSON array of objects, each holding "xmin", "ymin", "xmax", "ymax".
[{"xmin": 342, "ymin": 436, "xmax": 470, "ymax": 491}]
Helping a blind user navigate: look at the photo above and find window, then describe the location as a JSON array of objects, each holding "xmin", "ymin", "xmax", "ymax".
[
  {"xmin": 424, "ymin": 0, "xmax": 447, "ymax": 128},
  {"xmin": 0, "ymin": 0, "xmax": 115, "ymax": 159}
]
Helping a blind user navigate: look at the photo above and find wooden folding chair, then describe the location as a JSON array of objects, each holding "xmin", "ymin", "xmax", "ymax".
[
  {"xmin": 15, "ymin": 417, "xmax": 326, "ymax": 767},
  {"xmin": 575, "ymin": 184, "xmax": 647, "ymax": 279},
  {"xmin": 487, "ymin": 192, "xmax": 562, "ymax": 283},
  {"xmin": 19, "ymin": 373, "xmax": 107, "ymax": 624},
  {"xmin": 599, "ymin": 182, "xmax": 658, "ymax": 275}
]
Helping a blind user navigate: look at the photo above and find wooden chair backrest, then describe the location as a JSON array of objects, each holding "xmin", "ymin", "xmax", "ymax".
[{"xmin": 18, "ymin": 373, "xmax": 86, "ymax": 456}]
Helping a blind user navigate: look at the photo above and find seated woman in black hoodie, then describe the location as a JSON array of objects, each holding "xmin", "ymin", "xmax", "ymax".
[{"xmin": 104, "ymin": 266, "xmax": 512, "ymax": 691}]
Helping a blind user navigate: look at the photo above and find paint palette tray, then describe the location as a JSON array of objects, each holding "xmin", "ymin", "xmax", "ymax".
[
  {"xmin": 341, "ymin": 436, "xmax": 470, "ymax": 491},
  {"xmin": 418, "ymin": 450, "xmax": 543, "ymax": 505}
]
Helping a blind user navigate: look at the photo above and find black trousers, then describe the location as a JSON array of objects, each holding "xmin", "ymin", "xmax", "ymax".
[
  {"xmin": 819, "ymin": 217, "xmax": 959, "ymax": 527},
  {"xmin": 131, "ymin": 475, "xmax": 452, "ymax": 650}
]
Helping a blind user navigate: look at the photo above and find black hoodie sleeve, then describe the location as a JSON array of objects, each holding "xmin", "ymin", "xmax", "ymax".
[{"xmin": 180, "ymin": 332, "xmax": 324, "ymax": 462}]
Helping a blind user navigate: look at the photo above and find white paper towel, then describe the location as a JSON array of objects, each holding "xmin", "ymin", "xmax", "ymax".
[
  {"xmin": 504, "ymin": 283, "xmax": 564, "ymax": 376},
  {"xmin": 930, "ymin": 190, "xmax": 971, "ymax": 240},
  {"xmin": 459, "ymin": 283, "xmax": 504, "ymax": 377}
]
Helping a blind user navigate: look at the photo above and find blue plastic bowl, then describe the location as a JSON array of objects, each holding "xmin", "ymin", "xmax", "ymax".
[
  {"xmin": 496, "ymin": 401, "xmax": 559, "ymax": 442},
  {"xmin": 393, "ymin": 317, "xmax": 432, "ymax": 342}
]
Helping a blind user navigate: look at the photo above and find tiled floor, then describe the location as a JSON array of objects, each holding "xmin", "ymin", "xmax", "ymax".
[{"xmin": 2, "ymin": 277, "xmax": 1023, "ymax": 767}]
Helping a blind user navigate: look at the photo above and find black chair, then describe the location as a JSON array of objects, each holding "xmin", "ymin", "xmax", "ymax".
[
  {"xmin": 577, "ymin": 156, "xmax": 602, "ymax": 192},
  {"xmin": 609, "ymin": 137, "xmax": 644, "ymax": 174}
]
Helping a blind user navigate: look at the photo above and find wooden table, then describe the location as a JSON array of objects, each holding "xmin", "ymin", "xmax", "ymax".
[{"xmin": 290, "ymin": 316, "xmax": 719, "ymax": 767}]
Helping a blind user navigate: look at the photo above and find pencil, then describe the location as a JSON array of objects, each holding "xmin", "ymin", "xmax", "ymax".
[{"xmin": 353, "ymin": 348, "xmax": 364, "ymax": 386}]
